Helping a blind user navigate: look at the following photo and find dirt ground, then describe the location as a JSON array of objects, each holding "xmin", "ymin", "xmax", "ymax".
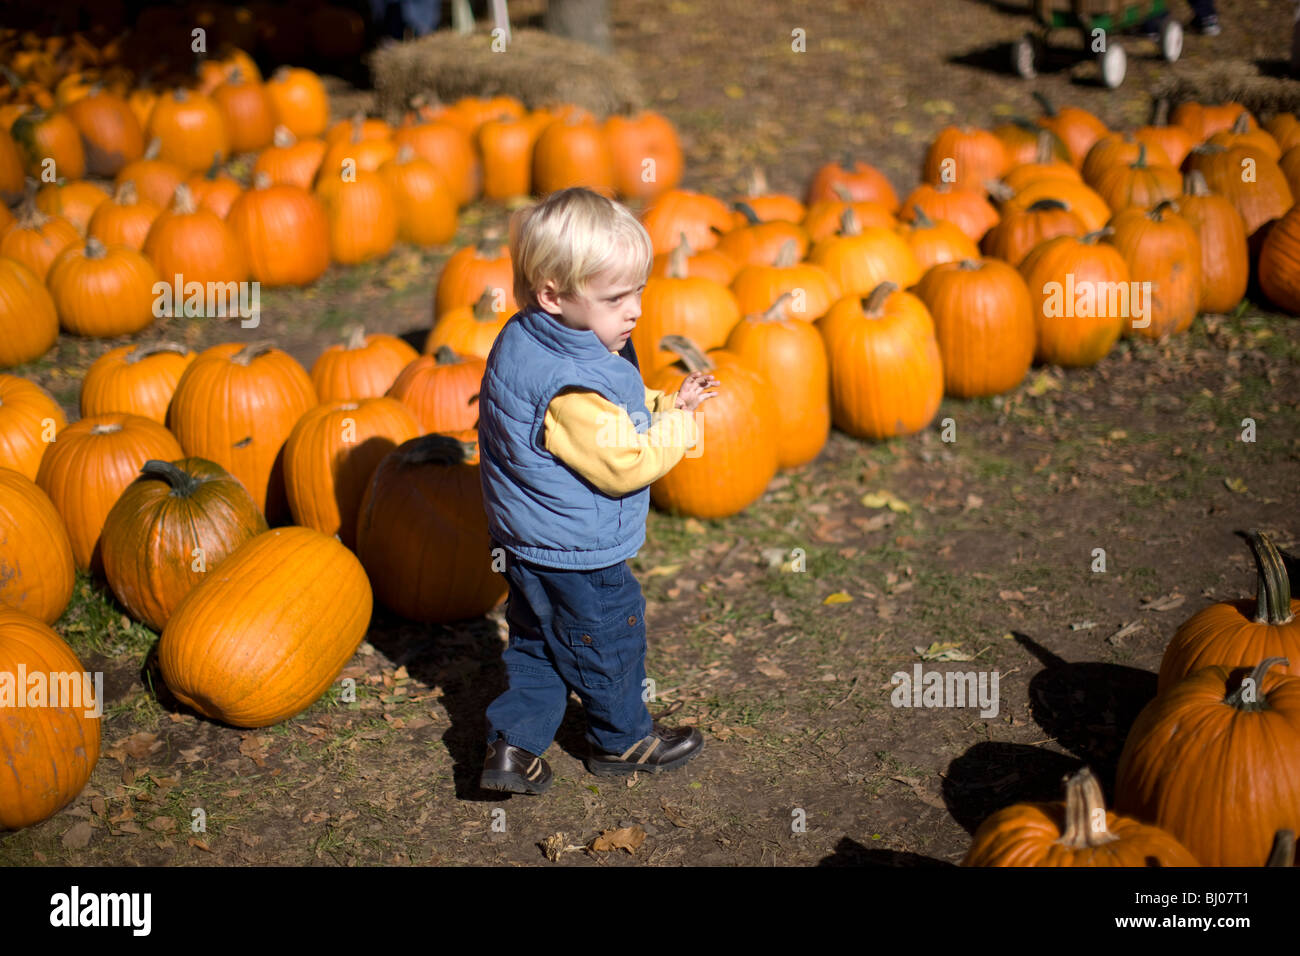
[{"xmin": 2, "ymin": 0, "xmax": 1298, "ymax": 867}]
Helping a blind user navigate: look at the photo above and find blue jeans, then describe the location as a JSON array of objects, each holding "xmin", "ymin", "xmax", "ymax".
[{"xmin": 485, "ymin": 544, "xmax": 653, "ymax": 757}]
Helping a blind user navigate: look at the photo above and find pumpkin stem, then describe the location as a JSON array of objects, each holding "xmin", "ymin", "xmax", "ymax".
[
  {"xmin": 1224, "ymin": 657, "xmax": 1289, "ymax": 711},
  {"xmin": 345, "ymin": 325, "xmax": 368, "ymax": 350},
  {"xmin": 958, "ymin": 258, "xmax": 982, "ymax": 271},
  {"xmin": 732, "ymin": 200, "xmax": 761, "ymax": 226},
  {"xmin": 113, "ymin": 180, "xmax": 139, "ymax": 205},
  {"xmin": 395, "ymin": 432, "xmax": 477, "ymax": 467},
  {"xmin": 1035, "ymin": 130, "xmax": 1056, "ymax": 165},
  {"xmin": 1183, "ymin": 169, "xmax": 1211, "ymax": 197},
  {"xmin": 170, "ymin": 182, "xmax": 197, "ymax": 215},
  {"xmin": 124, "ymin": 343, "xmax": 190, "ymax": 364},
  {"xmin": 1132, "ymin": 142, "xmax": 1148, "ymax": 169},
  {"xmin": 773, "ymin": 238, "xmax": 800, "ymax": 268},
  {"xmin": 839, "ymin": 206, "xmax": 861, "ymax": 237},
  {"xmin": 473, "ymin": 288, "xmax": 499, "ymax": 319},
  {"xmin": 984, "ymin": 179, "xmax": 1014, "ymax": 202},
  {"xmin": 1151, "ymin": 96, "xmax": 1171, "ymax": 127},
  {"xmin": 395, "ymin": 143, "xmax": 415, "ymax": 164},
  {"xmin": 658, "ymin": 334, "xmax": 715, "ymax": 374},
  {"xmin": 272, "ymin": 125, "xmax": 296, "ymax": 149},
  {"xmin": 252, "ymin": 170, "xmax": 272, "ymax": 190},
  {"xmin": 1267, "ymin": 830, "xmax": 1296, "ymax": 867},
  {"xmin": 830, "ymin": 183, "xmax": 855, "ymax": 203},
  {"xmin": 232, "ymin": 343, "xmax": 274, "ymax": 366},
  {"xmin": 434, "ymin": 344, "xmax": 459, "ymax": 365},
  {"xmin": 910, "ymin": 205, "xmax": 935, "ymax": 230},
  {"xmin": 1032, "ymin": 90, "xmax": 1057, "ymax": 118},
  {"xmin": 1243, "ymin": 530, "xmax": 1295, "ymax": 625},
  {"xmin": 475, "ymin": 231, "xmax": 502, "ymax": 255},
  {"xmin": 138, "ymin": 459, "xmax": 201, "ymax": 497},
  {"xmin": 760, "ymin": 292, "xmax": 792, "ymax": 322},
  {"xmin": 745, "ymin": 166, "xmax": 768, "ymax": 197},
  {"xmin": 1056, "ymin": 767, "xmax": 1119, "ymax": 849},
  {"xmin": 90, "ymin": 422, "xmax": 123, "ymax": 435},
  {"xmin": 840, "ymin": 151, "xmax": 855, "ymax": 172},
  {"xmin": 1231, "ymin": 112, "xmax": 1250, "ymax": 135},
  {"xmin": 667, "ymin": 234, "xmax": 690, "ymax": 279},
  {"xmin": 861, "ymin": 281, "xmax": 898, "ymax": 316},
  {"xmin": 1149, "ymin": 199, "xmax": 1178, "ymax": 221},
  {"xmin": 202, "ymin": 152, "xmax": 223, "ymax": 181},
  {"xmin": 84, "ymin": 236, "xmax": 107, "ymax": 259},
  {"xmin": 14, "ymin": 195, "xmax": 51, "ymax": 230},
  {"xmin": 1081, "ymin": 226, "xmax": 1113, "ymax": 244}
]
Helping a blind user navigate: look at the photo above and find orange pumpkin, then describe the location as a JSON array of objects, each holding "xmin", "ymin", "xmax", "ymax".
[
  {"xmin": 0, "ymin": 374, "xmax": 66, "ymax": 481},
  {"xmin": 226, "ymin": 175, "xmax": 331, "ymax": 287},
  {"xmin": 0, "ymin": 258, "xmax": 58, "ymax": 368},
  {"xmin": 311, "ymin": 326, "xmax": 419, "ymax": 402},
  {"xmin": 0, "ymin": 469, "xmax": 75, "ymax": 624},
  {"xmin": 80, "ymin": 343, "xmax": 196, "ymax": 424},
  {"xmin": 47, "ymin": 238, "xmax": 159, "ymax": 338}
]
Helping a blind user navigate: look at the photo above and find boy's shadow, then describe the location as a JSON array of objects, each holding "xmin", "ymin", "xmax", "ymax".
[{"xmin": 366, "ymin": 605, "xmax": 594, "ymax": 801}]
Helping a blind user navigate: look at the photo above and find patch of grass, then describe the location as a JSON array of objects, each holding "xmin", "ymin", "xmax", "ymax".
[
  {"xmin": 104, "ymin": 684, "xmax": 167, "ymax": 731},
  {"xmin": 56, "ymin": 575, "xmax": 158, "ymax": 663}
]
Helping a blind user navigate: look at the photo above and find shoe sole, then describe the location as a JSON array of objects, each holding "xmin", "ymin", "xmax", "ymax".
[
  {"xmin": 585, "ymin": 744, "xmax": 703, "ymax": 777},
  {"xmin": 480, "ymin": 770, "xmax": 552, "ymax": 795}
]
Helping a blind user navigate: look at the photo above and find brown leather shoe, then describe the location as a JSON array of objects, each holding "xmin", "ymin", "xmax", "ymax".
[
  {"xmin": 481, "ymin": 738, "xmax": 552, "ymax": 795},
  {"xmin": 586, "ymin": 722, "xmax": 703, "ymax": 776}
]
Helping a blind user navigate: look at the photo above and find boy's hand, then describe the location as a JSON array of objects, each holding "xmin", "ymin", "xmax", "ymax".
[{"xmin": 673, "ymin": 370, "xmax": 720, "ymax": 412}]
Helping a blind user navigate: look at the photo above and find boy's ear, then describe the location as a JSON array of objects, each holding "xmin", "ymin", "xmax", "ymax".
[{"xmin": 535, "ymin": 280, "xmax": 562, "ymax": 314}]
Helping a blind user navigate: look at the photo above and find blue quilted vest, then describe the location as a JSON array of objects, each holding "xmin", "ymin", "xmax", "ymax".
[{"xmin": 478, "ymin": 305, "xmax": 652, "ymax": 570}]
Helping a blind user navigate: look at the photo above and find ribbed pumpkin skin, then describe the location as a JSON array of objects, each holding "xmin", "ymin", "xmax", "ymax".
[
  {"xmin": 808, "ymin": 227, "xmax": 923, "ymax": 297},
  {"xmin": 0, "ymin": 375, "xmax": 66, "ymax": 481},
  {"xmin": 922, "ymin": 125, "xmax": 1010, "ymax": 191},
  {"xmin": 80, "ymin": 343, "xmax": 195, "ymax": 424},
  {"xmin": 265, "ymin": 68, "xmax": 330, "ymax": 140},
  {"xmin": 531, "ymin": 117, "xmax": 615, "ymax": 197},
  {"xmin": 424, "ymin": 300, "xmax": 511, "ymax": 360},
  {"xmin": 387, "ymin": 352, "xmax": 485, "ymax": 433},
  {"xmin": 355, "ymin": 432, "xmax": 503, "ymax": 622},
  {"xmin": 915, "ymin": 259, "xmax": 1034, "ymax": 399},
  {"xmin": 806, "ymin": 158, "xmax": 900, "ymax": 210},
  {"xmin": 101, "ymin": 458, "xmax": 268, "ymax": 633},
  {"xmin": 315, "ymin": 171, "xmax": 398, "ymax": 265},
  {"xmin": 0, "ymin": 610, "xmax": 101, "ymax": 830},
  {"xmin": 962, "ymin": 802, "xmax": 1199, "ymax": 866},
  {"xmin": 1186, "ymin": 145, "xmax": 1294, "ymax": 238},
  {"xmin": 142, "ymin": 189, "xmax": 249, "ymax": 288},
  {"xmin": 634, "ymin": 276, "xmax": 741, "ymax": 376},
  {"xmin": 115, "ymin": 153, "xmax": 186, "ymax": 210},
  {"xmin": 980, "ymin": 199, "xmax": 1084, "ymax": 268},
  {"xmin": 0, "ymin": 207, "xmax": 80, "ymax": 282},
  {"xmin": 1259, "ymin": 205, "xmax": 1300, "ymax": 314},
  {"xmin": 1115, "ymin": 663, "xmax": 1300, "ymax": 867},
  {"xmin": 0, "ymin": 469, "xmax": 75, "ymax": 624},
  {"xmin": 35, "ymin": 181, "xmax": 111, "ymax": 235},
  {"xmin": 640, "ymin": 189, "xmax": 735, "ymax": 255},
  {"xmin": 604, "ymin": 111, "xmax": 683, "ymax": 201},
  {"xmin": 35, "ymin": 413, "xmax": 184, "ymax": 571},
  {"xmin": 646, "ymin": 347, "xmax": 778, "ymax": 519},
  {"xmin": 311, "ymin": 331, "xmax": 418, "ymax": 402},
  {"xmin": 1002, "ymin": 179, "xmax": 1111, "ymax": 234},
  {"xmin": 1179, "ymin": 177, "xmax": 1249, "ymax": 315},
  {"xmin": 252, "ymin": 129, "xmax": 327, "ymax": 190},
  {"xmin": 283, "ymin": 399, "xmax": 420, "ymax": 548},
  {"xmin": 86, "ymin": 183, "xmax": 162, "ymax": 251},
  {"xmin": 1104, "ymin": 204, "xmax": 1202, "ymax": 340},
  {"xmin": 899, "ymin": 184, "xmax": 999, "ymax": 243},
  {"xmin": 168, "ymin": 344, "xmax": 317, "ymax": 519},
  {"xmin": 0, "ymin": 258, "xmax": 58, "ymax": 368},
  {"xmin": 66, "ymin": 90, "xmax": 146, "ymax": 177},
  {"xmin": 723, "ymin": 308, "xmax": 829, "ymax": 469},
  {"xmin": 46, "ymin": 240, "xmax": 159, "ymax": 338},
  {"xmin": 726, "ymin": 252, "xmax": 839, "ymax": 320},
  {"xmin": 435, "ymin": 241, "xmax": 515, "ymax": 319},
  {"xmin": 1158, "ymin": 599, "xmax": 1300, "ymax": 694},
  {"xmin": 1019, "ymin": 235, "xmax": 1129, "ymax": 367},
  {"xmin": 816, "ymin": 288, "xmax": 943, "ymax": 440},
  {"xmin": 158, "ymin": 526, "xmax": 372, "ymax": 727},
  {"xmin": 393, "ymin": 121, "xmax": 479, "ymax": 206},
  {"xmin": 225, "ymin": 181, "xmax": 331, "ymax": 287},
  {"xmin": 379, "ymin": 151, "xmax": 458, "ymax": 246},
  {"xmin": 895, "ymin": 214, "xmax": 979, "ymax": 274},
  {"xmin": 146, "ymin": 89, "xmax": 230, "ymax": 173}
]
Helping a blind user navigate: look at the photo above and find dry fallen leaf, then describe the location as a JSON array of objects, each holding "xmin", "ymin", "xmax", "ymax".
[
  {"xmin": 822, "ymin": 591, "xmax": 853, "ymax": 605},
  {"xmin": 915, "ymin": 641, "xmax": 974, "ymax": 662},
  {"xmin": 1139, "ymin": 592, "xmax": 1185, "ymax": 612},
  {"xmin": 588, "ymin": 825, "xmax": 647, "ymax": 854},
  {"xmin": 860, "ymin": 490, "xmax": 910, "ymax": 513},
  {"xmin": 62, "ymin": 821, "xmax": 93, "ymax": 849},
  {"xmin": 756, "ymin": 662, "xmax": 789, "ymax": 679},
  {"xmin": 121, "ymin": 731, "xmax": 160, "ymax": 760}
]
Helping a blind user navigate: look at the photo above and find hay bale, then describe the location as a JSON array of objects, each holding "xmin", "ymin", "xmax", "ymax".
[
  {"xmin": 1152, "ymin": 60, "xmax": 1300, "ymax": 121},
  {"xmin": 368, "ymin": 28, "xmax": 645, "ymax": 120}
]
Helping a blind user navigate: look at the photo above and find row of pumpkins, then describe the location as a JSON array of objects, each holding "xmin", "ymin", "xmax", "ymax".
[
  {"xmin": 964, "ymin": 531, "xmax": 1300, "ymax": 868},
  {"xmin": 0, "ymin": 43, "xmax": 688, "ymax": 359}
]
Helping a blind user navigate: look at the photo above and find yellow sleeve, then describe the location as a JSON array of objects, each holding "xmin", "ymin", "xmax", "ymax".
[
  {"xmin": 544, "ymin": 388, "xmax": 698, "ymax": 497},
  {"xmin": 644, "ymin": 386, "xmax": 679, "ymax": 414}
]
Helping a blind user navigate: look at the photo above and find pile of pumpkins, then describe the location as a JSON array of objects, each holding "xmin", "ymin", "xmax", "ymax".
[
  {"xmin": 963, "ymin": 531, "xmax": 1300, "ymax": 868},
  {"xmin": 0, "ymin": 38, "xmax": 686, "ymax": 360}
]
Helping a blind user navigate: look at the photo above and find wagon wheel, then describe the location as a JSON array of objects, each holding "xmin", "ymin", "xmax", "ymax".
[
  {"xmin": 1160, "ymin": 19, "xmax": 1183, "ymax": 62},
  {"xmin": 1099, "ymin": 42, "xmax": 1126, "ymax": 88},
  {"xmin": 1013, "ymin": 34, "xmax": 1038, "ymax": 79}
]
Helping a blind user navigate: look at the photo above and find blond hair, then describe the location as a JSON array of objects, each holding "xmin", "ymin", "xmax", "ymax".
[{"xmin": 510, "ymin": 188, "xmax": 653, "ymax": 310}]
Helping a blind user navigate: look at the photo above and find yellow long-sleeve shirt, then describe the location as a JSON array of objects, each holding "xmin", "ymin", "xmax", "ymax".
[{"xmin": 543, "ymin": 386, "xmax": 698, "ymax": 497}]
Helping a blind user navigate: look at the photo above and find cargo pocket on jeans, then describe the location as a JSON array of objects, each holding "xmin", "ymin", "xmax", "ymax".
[{"xmin": 564, "ymin": 597, "xmax": 645, "ymax": 689}]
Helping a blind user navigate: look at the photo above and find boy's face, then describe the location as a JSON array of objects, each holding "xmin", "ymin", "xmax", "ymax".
[{"xmin": 538, "ymin": 269, "xmax": 645, "ymax": 354}]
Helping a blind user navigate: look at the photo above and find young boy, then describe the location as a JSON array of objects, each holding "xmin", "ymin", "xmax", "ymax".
[{"xmin": 476, "ymin": 187, "xmax": 718, "ymax": 795}]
